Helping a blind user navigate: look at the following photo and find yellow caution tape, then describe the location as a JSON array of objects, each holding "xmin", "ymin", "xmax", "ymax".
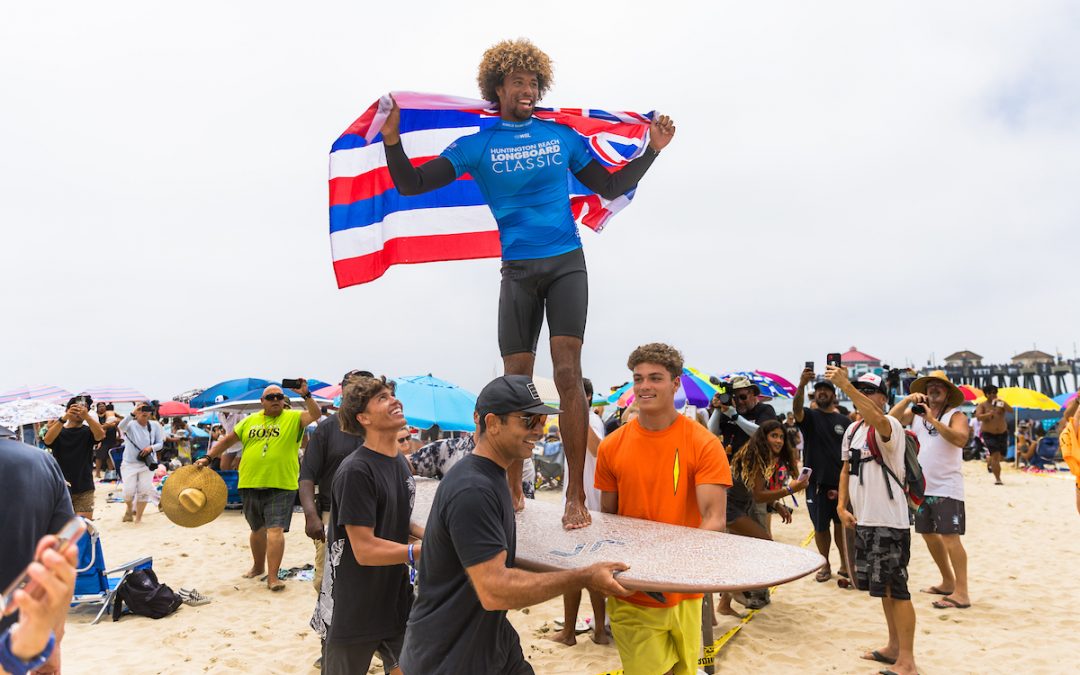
[{"xmin": 593, "ymin": 530, "xmax": 816, "ymax": 675}]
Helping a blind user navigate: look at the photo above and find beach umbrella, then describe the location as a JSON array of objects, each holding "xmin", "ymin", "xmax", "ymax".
[
  {"xmin": 1053, "ymin": 391, "xmax": 1078, "ymax": 409},
  {"xmin": 715, "ymin": 371, "xmax": 792, "ymax": 399},
  {"xmin": 189, "ymin": 378, "xmax": 271, "ymax": 408},
  {"xmin": 973, "ymin": 387, "xmax": 1059, "ymax": 411},
  {"xmin": 0, "ymin": 385, "xmax": 74, "ymax": 404},
  {"xmin": 157, "ymin": 401, "xmax": 198, "ymax": 417},
  {"xmin": 392, "ymin": 374, "xmax": 478, "ymax": 432},
  {"xmin": 190, "ymin": 412, "xmax": 220, "ymax": 426},
  {"xmin": 958, "ymin": 385, "xmax": 984, "ymax": 402},
  {"xmin": 0, "ymin": 399, "xmax": 67, "ymax": 428},
  {"xmin": 197, "ymin": 385, "xmax": 332, "ymax": 413},
  {"xmin": 79, "ymin": 385, "xmax": 149, "ymax": 402},
  {"xmin": 753, "ymin": 371, "xmax": 798, "ymax": 397},
  {"xmin": 314, "ymin": 383, "xmax": 342, "ymax": 399}
]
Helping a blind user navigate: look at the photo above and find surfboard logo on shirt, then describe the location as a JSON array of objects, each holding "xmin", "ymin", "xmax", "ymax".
[{"xmin": 673, "ymin": 448, "xmax": 681, "ymax": 495}]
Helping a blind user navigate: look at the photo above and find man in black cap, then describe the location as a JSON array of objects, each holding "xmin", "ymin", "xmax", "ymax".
[
  {"xmin": 42, "ymin": 397, "xmax": 106, "ymax": 519},
  {"xmin": 400, "ymin": 375, "xmax": 630, "ymax": 675},
  {"xmin": 793, "ymin": 368, "xmax": 852, "ymax": 582}
]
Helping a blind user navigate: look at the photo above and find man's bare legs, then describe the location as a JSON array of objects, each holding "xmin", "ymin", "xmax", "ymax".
[
  {"xmin": 989, "ymin": 452, "xmax": 1003, "ymax": 484},
  {"xmin": 920, "ymin": 532, "xmax": 954, "ymax": 594},
  {"xmin": 266, "ymin": 527, "xmax": 286, "ymax": 590},
  {"xmin": 921, "ymin": 532, "xmax": 970, "ymax": 605},
  {"xmin": 245, "ymin": 529, "xmax": 267, "ymax": 578},
  {"xmin": 550, "ymin": 336, "xmax": 589, "ymax": 529},
  {"xmin": 550, "ymin": 589, "xmax": 609, "ymax": 646},
  {"xmin": 503, "ymin": 352, "xmax": 536, "ymax": 511},
  {"xmin": 862, "ymin": 593, "xmax": 917, "ymax": 674},
  {"xmin": 814, "ymin": 520, "xmax": 848, "ymax": 580}
]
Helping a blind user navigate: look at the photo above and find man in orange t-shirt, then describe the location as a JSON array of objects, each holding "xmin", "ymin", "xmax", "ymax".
[{"xmin": 595, "ymin": 343, "xmax": 731, "ymax": 675}]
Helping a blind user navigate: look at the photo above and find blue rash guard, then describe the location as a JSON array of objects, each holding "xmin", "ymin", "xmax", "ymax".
[{"xmin": 440, "ymin": 118, "xmax": 593, "ymax": 261}]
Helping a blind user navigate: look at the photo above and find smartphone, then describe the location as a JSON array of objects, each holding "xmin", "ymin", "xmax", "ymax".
[
  {"xmin": 281, "ymin": 378, "xmax": 302, "ymax": 391},
  {"xmin": 804, "ymin": 361, "xmax": 814, "ymax": 371},
  {"xmin": 798, "ymin": 466, "xmax": 813, "ymax": 482},
  {"xmin": 1, "ymin": 517, "xmax": 87, "ymax": 614},
  {"xmin": 826, "ymin": 353, "xmax": 842, "ymax": 368}
]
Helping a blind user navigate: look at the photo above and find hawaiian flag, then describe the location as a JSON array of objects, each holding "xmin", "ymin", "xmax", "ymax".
[{"xmin": 329, "ymin": 92, "xmax": 654, "ymax": 287}]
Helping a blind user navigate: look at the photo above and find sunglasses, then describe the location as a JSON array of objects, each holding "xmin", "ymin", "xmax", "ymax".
[
  {"xmin": 735, "ymin": 393, "xmax": 754, "ymax": 401},
  {"xmin": 397, "ymin": 436, "xmax": 411, "ymax": 444},
  {"xmin": 855, "ymin": 387, "xmax": 879, "ymax": 396},
  {"xmin": 343, "ymin": 369, "xmax": 374, "ymax": 383},
  {"xmin": 137, "ymin": 407, "xmax": 153, "ymax": 413},
  {"xmin": 264, "ymin": 393, "xmax": 286, "ymax": 401},
  {"xmin": 514, "ymin": 414, "xmax": 544, "ymax": 430}
]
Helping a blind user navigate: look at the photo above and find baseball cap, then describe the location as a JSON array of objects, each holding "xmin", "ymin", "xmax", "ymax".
[
  {"xmin": 854, "ymin": 373, "xmax": 887, "ymax": 395},
  {"xmin": 476, "ymin": 375, "xmax": 561, "ymax": 418},
  {"xmin": 812, "ymin": 380, "xmax": 835, "ymax": 391}
]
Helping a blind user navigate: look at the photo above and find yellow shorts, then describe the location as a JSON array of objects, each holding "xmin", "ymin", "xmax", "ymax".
[{"xmin": 607, "ymin": 596, "xmax": 702, "ymax": 675}]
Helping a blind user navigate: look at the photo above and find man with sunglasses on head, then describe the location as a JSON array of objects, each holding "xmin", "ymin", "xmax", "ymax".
[
  {"xmin": 401, "ymin": 375, "xmax": 630, "ymax": 675},
  {"xmin": 708, "ymin": 376, "xmax": 778, "ymax": 457},
  {"xmin": 198, "ymin": 380, "xmax": 322, "ymax": 591}
]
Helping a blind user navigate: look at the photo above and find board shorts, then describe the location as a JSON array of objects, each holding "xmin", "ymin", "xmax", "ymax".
[
  {"xmin": 240, "ymin": 488, "xmax": 295, "ymax": 532},
  {"xmin": 608, "ymin": 596, "xmax": 702, "ymax": 675},
  {"xmin": 805, "ymin": 483, "xmax": 841, "ymax": 532},
  {"xmin": 498, "ymin": 247, "xmax": 587, "ymax": 356},
  {"xmin": 854, "ymin": 526, "xmax": 911, "ymax": 600},
  {"xmin": 982, "ymin": 431, "xmax": 1009, "ymax": 455},
  {"xmin": 322, "ymin": 632, "xmax": 403, "ymax": 675},
  {"xmin": 70, "ymin": 489, "xmax": 95, "ymax": 514},
  {"xmin": 914, "ymin": 495, "xmax": 966, "ymax": 535}
]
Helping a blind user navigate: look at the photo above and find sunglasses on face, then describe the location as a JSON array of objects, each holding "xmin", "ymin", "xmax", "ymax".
[
  {"xmin": 514, "ymin": 414, "xmax": 543, "ymax": 430},
  {"xmin": 264, "ymin": 394, "xmax": 286, "ymax": 401},
  {"xmin": 855, "ymin": 387, "xmax": 878, "ymax": 396},
  {"xmin": 397, "ymin": 436, "xmax": 410, "ymax": 444},
  {"xmin": 735, "ymin": 393, "xmax": 754, "ymax": 401},
  {"xmin": 137, "ymin": 407, "xmax": 152, "ymax": 413}
]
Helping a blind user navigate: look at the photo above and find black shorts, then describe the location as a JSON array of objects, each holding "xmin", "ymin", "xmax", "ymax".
[
  {"xmin": 913, "ymin": 496, "xmax": 966, "ymax": 535},
  {"xmin": 854, "ymin": 526, "xmax": 911, "ymax": 600},
  {"xmin": 498, "ymin": 248, "xmax": 587, "ymax": 356},
  {"xmin": 983, "ymin": 431, "xmax": 1009, "ymax": 455},
  {"xmin": 240, "ymin": 488, "xmax": 295, "ymax": 532},
  {"xmin": 805, "ymin": 483, "xmax": 840, "ymax": 532},
  {"xmin": 323, "ymin": 632, "xmax": 403, "ymax": 675}
]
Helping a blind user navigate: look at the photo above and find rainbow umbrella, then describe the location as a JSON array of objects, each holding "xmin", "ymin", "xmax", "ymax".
[
  {"xmin": 958, "ymin": 385, "xmax": 984, "ymax": 402},
  {"xmin": 0, "ymin": 385, "xmax": 74, "ymax": 404},
  {"xmin": 607, "ymin": 367, "xmax": 720, "ymax": 408},
  {"xmin": 754, "ymin": 371, "xmax": 798, "ymax": 396},
  {"xmin": 716, "ymin": 371, "xmax": 792, "ymax": 399},
  {"xmin": 79, "ymin": 385, "xmax": 149, "ymax": 402}
]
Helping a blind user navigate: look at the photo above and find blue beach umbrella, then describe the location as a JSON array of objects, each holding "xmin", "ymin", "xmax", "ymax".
[
  {"xmin": 392, "ymin": 374, "xmax": 478, "ymax": 432},
  {"xmin": 197, "ymin": 385, "xmax": 332, "ymax": 413},
  {"xmin": 190, "ymin": 379, "xmax": 271, "ymax": 409}
]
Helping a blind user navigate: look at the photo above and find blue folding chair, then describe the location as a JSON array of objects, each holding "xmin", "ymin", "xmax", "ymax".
[
  {"xmin": 71, "ymin": 520, "xmax": 152, "ymax": 624},
  {"xmin": 1031, "ymin": 437, "xmax": 1061, "ymax": 470}
]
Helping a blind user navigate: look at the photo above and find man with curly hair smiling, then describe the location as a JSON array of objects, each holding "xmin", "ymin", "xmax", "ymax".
[{"xmin": 382, "ymin": 38, "xmax": 676, "ymax": 530}]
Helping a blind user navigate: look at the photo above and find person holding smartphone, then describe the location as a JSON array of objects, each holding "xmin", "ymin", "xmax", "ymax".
[
  {"xmin": 42, "ymin": 397, "xmax": 105, "ymax": 520},
  {"xmin": 974, "ymin": 385, "xmax": 1013, "ymax": 485},
  {"xmin": 118, "ymin": 403, "xmax": 165, "ymax": 523}
]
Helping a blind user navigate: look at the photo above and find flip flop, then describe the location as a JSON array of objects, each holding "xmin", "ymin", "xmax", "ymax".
[
  {"xmin": 862, "ymin": 650, "xmax": 897, "ymax": 665},
  {"xmin": 268, "ymin": 581, "xmax": 286, "ymax": 592},
  {"xmin": 933, "ymin": 597, "xmax": 970, "ymax": 609},
  {"xmin": 814, "ymin": 569, "xmax": 832, "ymax": 582},
  {"xmin": 919, "ymin": 586, "xmax": 951, "ymax": 595}
]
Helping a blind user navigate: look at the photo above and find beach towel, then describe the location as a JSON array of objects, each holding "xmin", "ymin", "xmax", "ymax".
[{"xmin": 329, "ymin": 92, "xmax": 655, "ymax": 287}]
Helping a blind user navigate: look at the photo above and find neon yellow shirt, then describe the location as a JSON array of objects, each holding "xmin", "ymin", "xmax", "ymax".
[{"xmin": 234, "ymin": 410, "xmax": 304, "ymax": 490}]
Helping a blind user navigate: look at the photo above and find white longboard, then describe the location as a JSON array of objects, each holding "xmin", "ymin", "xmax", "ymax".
[{"xmin": 411, "ymin": 478, "xmax": 825, "ymax": 593}]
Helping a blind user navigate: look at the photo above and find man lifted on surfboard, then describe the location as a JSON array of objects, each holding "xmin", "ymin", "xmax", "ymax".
[{"xmin": 381, "ymin": 38, "xmax": 676, "ymax": 529}]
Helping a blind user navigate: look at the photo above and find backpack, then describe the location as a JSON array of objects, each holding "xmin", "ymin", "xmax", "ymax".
[
  {"xmin": 111, "ymin": 569, "xmax": 183, "ymax": 621},
  {"xmin": 848, "ymin": 421, "xmax": 926, "ymax": 511}
]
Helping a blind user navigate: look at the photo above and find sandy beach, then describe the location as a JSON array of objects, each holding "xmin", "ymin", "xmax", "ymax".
[{"xmin": 63, "ymin": 461, "xmax": 1079, "ymax": 674}]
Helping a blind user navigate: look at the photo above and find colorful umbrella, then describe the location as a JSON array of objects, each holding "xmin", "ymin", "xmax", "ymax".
[
  {"xmin": 0, "ymin": 400, "xmax": 67, "ymax": 428},
  {"xmin": 753, "ymin": 371, "xmax": 798, "ymax": 397},
  {"xmin": 189, "ymin": 378, "xmax": 272, "ymax": 408},
  {"xmin": 958, "ymin": 385, "xmax": 984, "ymax": 402},
  {"xmin": 0, "ymin": 385, "xmax": 74, "ymax": 405},
  {"xmin": 197, "ymin": 386, "xmax": 333, "ymax": 414},
  {"xmin": 607, "ymin": 367, "xmax": 720, "ymax": 408},
  {"xmin": 973, "ymin": 387, "xmax": 1059, "ymax": 411},
  {"xmin": 157, "ymin": 401, "xmax": 198, "ymax": 417},
  {"xmin": 716, "ymin": 371, "xmax": 792, "ymax": 399},
  {"xmin": 314, "ymin": 383, "xmax": 342, "ymax": 399},
  {"xmin": 79, "ymin": 385, "xmax": 149, "ymax": 402},
  {"xmin": 1053, "ymin": 391, "xmax": 1077, "ymax": 409},
  {"xmin": 392, "ymin": 374, "xmax": 478, "ymax": 432}
]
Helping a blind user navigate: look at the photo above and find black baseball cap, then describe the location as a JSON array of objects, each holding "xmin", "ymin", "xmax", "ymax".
[
  {"xmin": 476, "ymin": 375, "xmax": 561, "ymax": 418},
  {"xmin": 812, "ymin": 380, "xmax": 835, "ymax": 391}
]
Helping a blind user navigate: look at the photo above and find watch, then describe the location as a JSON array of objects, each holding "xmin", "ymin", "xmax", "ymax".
[{"xmin": 0, "ymin": 630, "xmax": 54, "ymax": 675}]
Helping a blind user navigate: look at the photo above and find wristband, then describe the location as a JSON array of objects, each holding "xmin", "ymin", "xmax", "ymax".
[
  {"xmin": 786, "ymin": 485, "xmax": 798, "ymax": 507},
  {"xmin": 0, "ymin": 630, "xmax": 54, "ymax": 675},
  {"xmin": 407, "ymin": 543, "xmax": 417, "ymax": 584}
]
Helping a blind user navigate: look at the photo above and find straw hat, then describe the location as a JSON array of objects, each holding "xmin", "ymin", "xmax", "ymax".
[
  {"xmin": 909, "ymin": 370, "xmax": 965, "ymax": 409},
  {"xmin": 729, "ymin": 376, "xmax": 760, "ymax": 396},
  {"xmin": 160, "ymin": 465, "xmax": 227, "ymax": 528}
]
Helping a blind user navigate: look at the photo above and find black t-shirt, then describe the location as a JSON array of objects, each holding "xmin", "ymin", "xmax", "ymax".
[
  {"xmin": 797, "ymin": 408, "xmax": 851, "ymax": 488},
  {"xmin": 315, "ymin": 447, "xmax": 414, "ymax": 643},
  {"xmin": 401, "ymin": 454, "xmax": 525, "ymax": 675},
  {"xmin": 98, "ymin": 415, "xmax": 120, "ymax": 448},
  {"xmin": 299, "ymin": 414, "xmax": 362, "ymax": 513},
  {"xmin": 719, "ymin": 402, "xmax": 778, "ymax": 453},
  {"xmin": 0, "ymin": 439, "xmax": 75, "ymax": 631},
  {"xmin": 46, "ymin": 425, "xmax": 98, "ymax": 494}
]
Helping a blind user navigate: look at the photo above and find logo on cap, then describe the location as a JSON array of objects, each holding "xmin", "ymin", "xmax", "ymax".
[{"xmin": 526, "ymin": 383, "xmax": 540, "ymax": 401}]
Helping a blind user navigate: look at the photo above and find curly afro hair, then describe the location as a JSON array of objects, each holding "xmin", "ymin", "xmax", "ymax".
[
  {"xmin": 627, "ymin": 343, "xmax": 685, "ymax": 380},
  {"xmin": 477, "ymin": 38, "xmax": 554, "ymax": 104}
]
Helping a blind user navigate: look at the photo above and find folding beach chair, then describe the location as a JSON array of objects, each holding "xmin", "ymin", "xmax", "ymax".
[
  {"xmin": 70, "ymin": 520, "xmax": 153, "ymax": 624},
  {"xmin": 1031, "ymin": 437, "xmax": 1061, "ymax": 470}
]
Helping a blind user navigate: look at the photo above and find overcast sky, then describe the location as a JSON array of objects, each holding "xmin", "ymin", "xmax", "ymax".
[{"xmin": 2, "ymin": 1, "xmax": 1077, "ymax": 401}]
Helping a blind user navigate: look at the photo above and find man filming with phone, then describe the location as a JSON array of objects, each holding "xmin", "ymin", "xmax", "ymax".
[
  {"xmin": 198, "ymin": 381, "xmax": 322, "ymax": 592},
  {"xmin": 974, "ymin": 385, "xmax": 1012, "ymax": 485},
  {"xmin": 43, "ymin": 397, "xmax": 105, "ymax": 520}
]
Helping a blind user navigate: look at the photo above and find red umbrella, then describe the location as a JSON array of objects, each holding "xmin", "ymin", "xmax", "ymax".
[{"xmin": 158, "ymin": 401, "xmax": 198, "ymax": 417}]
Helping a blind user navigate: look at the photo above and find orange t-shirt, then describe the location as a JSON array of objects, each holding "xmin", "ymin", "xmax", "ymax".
[{"xmin": 594, "ymin": 414, "xmax": 732, "ymax": 607}]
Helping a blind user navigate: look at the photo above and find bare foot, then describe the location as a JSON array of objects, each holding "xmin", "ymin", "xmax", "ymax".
[
  {"xmin": 547, "ymin": 628, "xmax": 576, "ymax": 646},
  {"xmin": 590, "ymin": 627, "xmax": 610, "ymax": 645},
  {"xmin": 717, "ymin": 604, "xmax": 744, "ymax": 618},
  {"xmin": 562, "ymin": 499, "xmax": 592, "ymax": 530},
  {"xmin": 242, "ymin": 568, "xmax": 265, "ymax": 579},
  {"xmin": 267, "ymin": 580, "xmax": 286, "ymax": 592}
]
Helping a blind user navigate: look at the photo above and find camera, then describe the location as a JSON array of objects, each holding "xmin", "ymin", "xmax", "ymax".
[
  {"xmin": 708, "ymin": 376, "xmax": 732, "ymax": 406},
  {"xmin": 911, "ymin": 404, "xmax": 926, "ymax": 415}
]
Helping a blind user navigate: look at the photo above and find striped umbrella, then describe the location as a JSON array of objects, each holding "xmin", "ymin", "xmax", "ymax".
[
  {"xmin": 958, "ymin": 385, "xmax": 984, "ymax": 402},
  {"xmin": 0, "ymin": 384, "xmax": 74, "ymax": 404},
  {"xmin": 79, "ymin": 385, "xmax": 150, "ymax": 402}
]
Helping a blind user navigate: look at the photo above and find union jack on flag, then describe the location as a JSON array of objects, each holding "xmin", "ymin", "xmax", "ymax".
[{"xmin": 329, "ymin": 92, "xmax": 654, "ymax": 287}]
